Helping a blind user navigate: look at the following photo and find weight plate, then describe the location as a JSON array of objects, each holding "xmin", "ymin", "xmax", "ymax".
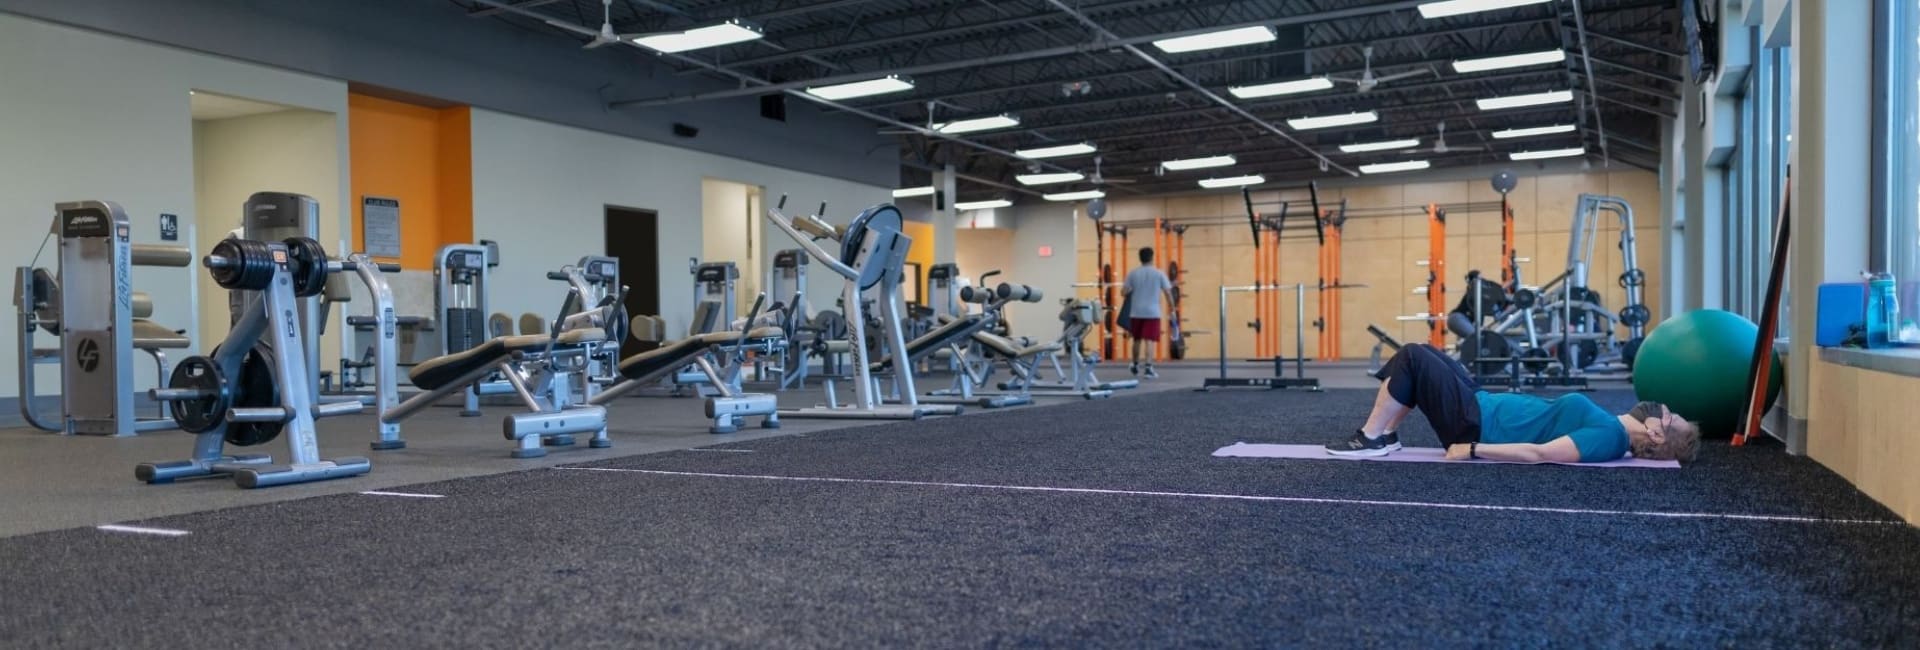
[
  {"xmin": 224, "ymin": 346, "xmax": 283, "ymax": 447},
  {"xmin": 208, "ymin": 239, "xmax": 277, "ymax": 291},
  {"xmin": 1460, "ymin": 332, "xmax": 1512, "ymax": 376},
  {"xmin": 1522, "ymin": 347, "xmax": 1553, "ymax": 371},
  {"xmin": 1618, "ymin": 304, "xmax": 1652, "ymax": 328},
  {"xmin": 1167, "ymin": 261, "xmax": 1182, "ymax": 284},
  {"xmin": 1618, "ymin": 268, "xmax": 1646, "ymax": 288},
  {"xmin": 1511, "ymin": 288, "xmax": 1537, "ymax": 310},
  {"xmin": 1621, "ymin": 336, "xmax": 1644, "ymax": 370},
  {"xmin": 167, "ymin": 356, "xmax": 229, "ymax": 434},
  {"xmin": 282, "ymin": 237, "xmax": 330, "ymax": 298}
]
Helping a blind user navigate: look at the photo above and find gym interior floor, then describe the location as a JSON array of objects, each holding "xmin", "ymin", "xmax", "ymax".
[{"xmin": 2, "ymin": 363, "xmax": 1916, "ymax": 647}]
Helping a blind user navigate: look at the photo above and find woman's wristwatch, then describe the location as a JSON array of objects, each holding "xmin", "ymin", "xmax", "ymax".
[{"xmin": 1469, "ymin": 442, "xmax": 1480, "ymax": 459}]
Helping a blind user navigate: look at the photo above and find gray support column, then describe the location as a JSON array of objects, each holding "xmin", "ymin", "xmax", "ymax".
[
  {"xmin": 1788, "ymin": 0, "xmax": 1872, "ymax": 453},
  {"xmin": 935, "ymin": 164, "xmax": 958, "ymax": 265}
]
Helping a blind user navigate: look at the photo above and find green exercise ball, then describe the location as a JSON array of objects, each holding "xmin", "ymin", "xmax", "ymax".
[{"xmin": 1631, "ymin": 309, "xmax": 1783, "ymax": 438}]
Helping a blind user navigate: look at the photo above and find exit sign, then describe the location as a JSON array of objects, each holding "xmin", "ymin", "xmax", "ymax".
[{"xmin": 1038, "ymin": 245, "xmax": 1053, "ymax": 257}]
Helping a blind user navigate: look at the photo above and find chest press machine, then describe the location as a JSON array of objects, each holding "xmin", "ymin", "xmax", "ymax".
[{"xmin": 17, "ymin": 201, "xmax": 195, "ymax": 436}]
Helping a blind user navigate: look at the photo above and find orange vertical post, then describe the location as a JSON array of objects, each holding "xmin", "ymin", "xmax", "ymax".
[
  {"xmin": 1427, "ymin": 205, "xmax": 1447, "ymax": 348},
  {"xmin": 1500, "ymin": 197, "xmax": 1516, "ymax": 286}
]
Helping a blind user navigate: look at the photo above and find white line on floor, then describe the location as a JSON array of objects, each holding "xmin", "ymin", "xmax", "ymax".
[
  {"xmin": 360, "ymin": 491, "xmax": 446, "ymax": 498},
  {"xmin": 97, "ymin": 524, "xmax": 190, "ymax": 537},
  {"xmin": 686, "ymin": 449, "xmax": 756, "ymax": 453},
  {"xmin": 554, "ymin": 467, "xmax": 1905, "ymax": 526}
]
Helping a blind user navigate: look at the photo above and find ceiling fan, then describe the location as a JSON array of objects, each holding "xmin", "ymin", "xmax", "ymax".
[
  {"xmin": 1327, "ymin": 46, "xmax": 1431, "ymax": 93},
  {"xmin": 1429, "ymin": 121, "xmax": 1487, "ymax": 154},
  {"xmin": 1088, "ymin": 156, "xmax": 1136, "ymax": 185},
  {"xmin": 550, "ymin": 0, "xmax": 638, "ymax": 49}
]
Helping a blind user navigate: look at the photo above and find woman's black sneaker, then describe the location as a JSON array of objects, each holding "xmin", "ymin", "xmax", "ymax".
[{"xmin": 1325, "ymin": 430, "xmax": 1401, "ymax": 457}]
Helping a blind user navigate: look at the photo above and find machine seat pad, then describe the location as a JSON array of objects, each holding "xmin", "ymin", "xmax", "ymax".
[
  {"xmin": 409, "ymin": 329, "xmax": 607, "ymax": 390},
  {"xmin": 974, "ymin": 332, "xmax": 1061, "ymax": 359},
  {"xmin": 871, "ymin": 316, "xmax": 985, "ymax": 371},
  {"xmin": 616, "ymin": 326, "xmax": 786, "ymax": 380},
  {"xmin": 130, "ymin": 319, "xmax": 191, "ymax": 350}
]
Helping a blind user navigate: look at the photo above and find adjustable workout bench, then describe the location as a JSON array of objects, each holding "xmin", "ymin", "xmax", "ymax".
[
  {"xmin": 382, "ymin": 328, "xmax": 613, "ymax": 458},
  {"xmin": 590, "ymin": 297, "xmax": 788, "ymax": 433}
]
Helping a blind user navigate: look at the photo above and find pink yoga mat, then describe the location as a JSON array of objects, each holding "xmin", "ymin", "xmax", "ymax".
[{"xmin": 1212, "ymin": 442, "xmax": 1680, "ymax": 469}]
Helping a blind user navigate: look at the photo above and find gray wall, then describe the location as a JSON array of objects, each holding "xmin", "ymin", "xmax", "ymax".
[
  {"xmin": 1004, "ymin": 204, "xmax": 1081, "ymax": 342},
  {"xmin": 0, "ymin": 0, "xmax": 896, "ymax": 187}
]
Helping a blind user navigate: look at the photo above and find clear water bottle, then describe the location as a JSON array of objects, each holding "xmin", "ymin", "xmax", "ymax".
[{"xmin": 1866, "ymin": 272, "xmax": 1899, "ymax": 348}]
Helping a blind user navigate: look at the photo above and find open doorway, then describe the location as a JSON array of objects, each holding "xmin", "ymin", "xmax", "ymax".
[
  {"xmin": 605, "ymin": 205, "xmax": 659, "ymax": 358},
  {"xmin": 701, "ymin": 178, "xmax": 764, "ymax": 318},
  {"xmin": 189, "ymin": 90, "xmax": 340, "ymax": 362}
]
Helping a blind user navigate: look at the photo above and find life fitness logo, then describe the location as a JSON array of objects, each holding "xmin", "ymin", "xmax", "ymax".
[{"xmin": 76, "ymin": 337, "xmax": 102, "ymax": 373}]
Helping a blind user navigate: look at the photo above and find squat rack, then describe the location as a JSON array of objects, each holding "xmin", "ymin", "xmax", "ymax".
[{"xmin": 1198, "ymin": 182, "xmax": 1328, "ymax": 391}]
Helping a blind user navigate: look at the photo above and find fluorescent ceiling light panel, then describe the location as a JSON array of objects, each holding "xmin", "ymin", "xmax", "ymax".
[
  {"xmin": 805, "ymin": 75, "xmax": 915, "ymax": 100},
  {"xmin": 1359, "ymin": 160, "xmax": 1432, "ymax": 174},
  {"xmin": 1287, "ymin": 111, "xmax": 1379, "ymax": 130},
  {"xmin": 1198, "ymin": 175, "xmax": 1266, "ymax": 189},
  {"xmin": 1014, "ymin": 142, "xmax": 1097, "ymax": 159},
  {"xmin": 1044, "ymin": 190, "xmax": 1106, "ymax": 202},
  {"xmin": 1228, "ymin": 77, "xmax": 1334, "ymax": 99},
  {"xmin": 632, "ymin": 19, "xmax": 764, "ymax": 53},
  {"xmin": 1510, "ymin": 147, "xmax": 1586, "ymax": 160},
  {"xmin": 1339, "ymin": 138, "xmax": 1421, "ymax": 153},
  {"xmin": 891, "ymin": 186, "xmax": 936, "ymax": 198},
  {"xmin": 931, "ymin": 114, "xmax": 1020, "ymax": 134},
  {"xmin": 1160, "ymin": 155, "xmax": 1237, "ymax": 171},
  {"xmin": 955, "ymin": 199, "xmax": 1014, "ymax": 210},
  {"xmin": 1452, "ymin": 49, "xmax": 1566, "ymax": 73},
  {"xmin": 1491, "ymin": 124, "xmax": 1577, "ymax": 139},
  {"xmin": 1417, "ymin": 0, "xmax": 1554, "ymax": 19},
  {"xmin": 1476, "ymin": 89, "xmax": 1574, "ymax": 110},
  {"xmin": 1015, "ymin": 172, "xmax": 1086, "ymax": 186},
  {"xmin": 1152, "ymin": 26, "xmax": 1276, "ymax": 54}
]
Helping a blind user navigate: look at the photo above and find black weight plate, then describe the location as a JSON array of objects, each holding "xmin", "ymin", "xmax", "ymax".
[
  {"xmin": 1622, "ymin": 336, "xmax": 1644, "ymax": 370},
  {"xmin": 1618, "ymin": 304, "xmax": 1652, "ymax": 328},
  {"xmin": 224, "ymin": 346, "xmax": 283, "ymax": 447},
  {"xmin": 1460, "ymin": 332, "xmax": 1512, "ymax": 376},
  {"xmin": 282, "ymin": 237, "xmax": 330, "ymax": 298},
  {"xmin": 1511, "ymin": 288, "xmax": 1537, "ymax": 310},
  {"xmin": 167, "ymin": 356, "xmax": 229, "ymax": 434},
  {"xmin": 1522, "ymin": 347, "xmax": 1553, "ymax": 371},
  {"xmin": 1618, "ymin": 268, "xmax": 1646, "ymax": 288},
  {"xmin": 1167, "ymin": 261, "xmax": 1182, "ymax": 284}
]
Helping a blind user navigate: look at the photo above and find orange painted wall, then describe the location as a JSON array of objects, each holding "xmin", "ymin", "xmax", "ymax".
[
  {"xmin": 903, "ymin": 220, "xmax": 935, "ymax": 303},
  {"xmin": 347, "ymin": 93, "xmax": 471, "ymax": 268}
]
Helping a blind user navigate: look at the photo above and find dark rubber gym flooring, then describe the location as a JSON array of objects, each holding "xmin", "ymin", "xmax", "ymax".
[{"xmin": 4, "ymin": 386, "xmax": 1917, "ymax": 648}]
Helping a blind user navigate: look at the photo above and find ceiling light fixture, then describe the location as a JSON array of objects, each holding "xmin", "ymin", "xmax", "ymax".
[
  {"xmin": 1359, "ymin": 160, "xmax": 1432, "ymax": 174},
  {"xmin": 1510, "ymin": 147, "xmax": 1587, "ymax": 160},
  {"xmin": 1417, "ymin": 0, "xmax": 1554, "ymax": 20},
  {"xmin": 1452, "ymin": 49, "xmax": 1566, "ymax": 73},
  {"xmin": 631, "ymin": 19, "xmax": 764, "ymax": 53},
  {"xmin": 1287, "ymin": 111, "xmax": 1379, "ymax": 130},
  {"xmin": 891, "ymin": 186, "xmax": 936, "ymax": 198},
  {"xmin": 1151, "ymin": 26, "xmax": 1277, "ymax": 54},
  {"xmin": 1228, "ymin": 77, "xmax": 1335, "ymax": 99},
  {"xmin": 1044, "ymin": 190, "xmax": 1106, "ymax": 202},
  {"xmin": 1198, "ymin": 175, "xmax": 1266, "ymax": 189},
  {"xmin": 931, "ymin": 114, "xmax": 1020, "ymax": 134},
  {"xmin": 1014, "ymin": 142, "xmax": 1097, "ymax": 159},
  {"xmin": 1339, "ymin": 138, "xmax": 1422, "ymax": 153},
  {"xmin": 1476, "ymin": 89, "xmax": 1574, "ymax": 110},
  {"xmin": 1160, "ymin": 155, "xmax": 1237, "ymax": 171},
  {"xmin": 1015, "ymin": 172, "xmax": 1086, "ymax": 186},
  {"xmin": 1491, "ymin": 124, "xmax": 1578, "ymax": 139},
  {"xmin": 805, "ymin": 75, "xmax": 915, "ymax": 100},
  {"xmin": 955, "ymin": 199, "xmax": 1014, "ymax": 210}
]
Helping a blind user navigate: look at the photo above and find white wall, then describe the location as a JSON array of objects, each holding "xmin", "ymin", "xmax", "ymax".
[
  {"xmin": 954, "ymin": 228, "xmax": 1015, "ymax": 293},
  {"xmin": 699, "ymin": 178, "xmax": 764, "ymax": 319},
  {"xmin": 0, "ymin": 13, "xmax": 348, "ymax": 397},
  {"xmin": 1002, "ymin": 204, "xmax": 1081, "ymax": 341},
  {"xmin": 191, "ymin": 109, "xmax": 343, "ymax": 367},
  {"xmin": 468, "ymin": 110, "xmax": 892, "ymax": 334}
]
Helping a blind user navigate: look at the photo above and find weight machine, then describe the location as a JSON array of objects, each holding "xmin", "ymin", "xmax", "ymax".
[
  {"xmin": 16, "ymin": 200, "xmax": 195, "ymax": 436},
  {"xmin": 1199, "ymin": 183, "xmax": 1329, "ymax": 391},
  {"xmin": 139, "ymin": 237, "xmax": 370, "ymax": 488}
]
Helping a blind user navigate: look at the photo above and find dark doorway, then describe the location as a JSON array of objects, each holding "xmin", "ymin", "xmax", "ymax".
[{"xmin": 605, "ymin": 205, "xmax": 659, "ymax": 358}]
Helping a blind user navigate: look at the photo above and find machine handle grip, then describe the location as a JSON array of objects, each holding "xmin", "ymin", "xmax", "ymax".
[
  {"xmin": 546, "ymin": 271, "xmax": 570, "ymax": 281},
  {"xmin": 995, "ymin": 283, "xmax": 1044, "ymax": 303},
  {"xmin": 377, "ymin": 263, "xmax": 402, "ymax": 272},
  {"xmin": 132, "ymin": 244, "xmax": 193, "ymax": 267}
]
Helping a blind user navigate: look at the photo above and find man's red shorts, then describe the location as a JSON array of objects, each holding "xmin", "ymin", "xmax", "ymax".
[{"xmin": 1126, "ymin": 317, "xmax": 1162, "ymax": 341}]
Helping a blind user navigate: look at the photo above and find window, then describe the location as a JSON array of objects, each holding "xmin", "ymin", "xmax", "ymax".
[
  {"xmin": 1723, "ymin": 30, "xmax": 1791, "ymax": 323},
  {"xmin": 1887, "ymin": 0, "xmax": 1920, "ymax": 309}
]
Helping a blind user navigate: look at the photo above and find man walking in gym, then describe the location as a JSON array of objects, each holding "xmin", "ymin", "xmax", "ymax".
[
  {"xmin": 1327, "ymin": 343, "xmax": 1700, "ymax": 463},
  {"xmin": 1122, "ymin": 247, "xmax": 1174, "ymax": 378}
]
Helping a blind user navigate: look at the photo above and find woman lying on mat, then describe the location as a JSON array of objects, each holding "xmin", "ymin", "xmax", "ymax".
[{"xmin": 1326, "ymin": 344, "xmax": 1700, "ymax": 463}]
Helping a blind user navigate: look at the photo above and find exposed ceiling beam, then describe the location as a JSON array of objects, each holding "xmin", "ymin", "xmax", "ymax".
[
  {"xmin": 468, "ymin": 0, "xmax": 565, "ymax": 17},
  {"xmin": 609, "ymin": 0, "xmax": 1433, "ymax": 108}
]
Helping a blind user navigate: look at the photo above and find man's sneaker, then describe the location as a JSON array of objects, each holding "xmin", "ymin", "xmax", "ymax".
[
  {"xmin": 1130, "ymin": 364, "xmax": 1140, "ymax": 376},
  {"xmin": 1144, "ymin": 366, "xmax": 1161, "ymax": 379},
  {"xmin": 1325, "ymin": 430, "xmax": 1402, "ymax": 457}
]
